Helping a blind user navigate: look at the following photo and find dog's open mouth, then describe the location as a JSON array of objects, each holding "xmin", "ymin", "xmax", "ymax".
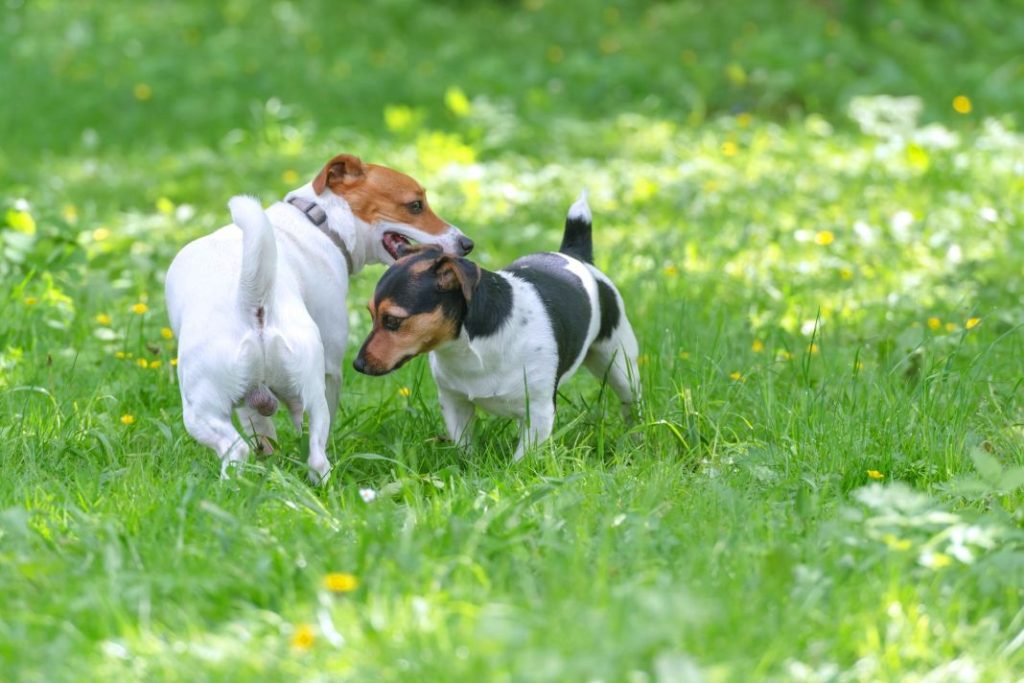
[{"xmin": 382, "ymin": 232, "xmax": 415, "ymax": 260}]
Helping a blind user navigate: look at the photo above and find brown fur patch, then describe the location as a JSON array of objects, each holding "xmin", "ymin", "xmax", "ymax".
[
  {"xmin": 312, "ymin": 154, "xmax": 450, "ymax": 236},
  {"xmin": 361, "ymin": 307, "xmax": 457, "ymax": 374}
]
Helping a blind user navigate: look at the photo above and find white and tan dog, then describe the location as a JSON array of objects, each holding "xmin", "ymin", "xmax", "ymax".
[{"xmin": 165, "ymin": 154, "xmax": 472, "ymax": 482}]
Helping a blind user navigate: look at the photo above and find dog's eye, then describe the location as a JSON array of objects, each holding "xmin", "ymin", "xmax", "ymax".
[
  {"xmin": 381, "ymin": 314, "xmax": 402, "ymax": 331},
  {"xmin": 406, "ymin": 200, "xmax": 423, "ymax": 215}
]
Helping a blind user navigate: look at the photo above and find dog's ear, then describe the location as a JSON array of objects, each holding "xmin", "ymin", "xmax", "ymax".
[
  {"xmin": 434, "ymin": 257, "xmax": 481, "ymax": 302},
  {"xmin": 312, "ymin": 154, "xmax": 366, "ymax": 195}
]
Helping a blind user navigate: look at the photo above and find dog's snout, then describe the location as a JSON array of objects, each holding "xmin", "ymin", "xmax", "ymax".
[
  {"xmin": 457, "ymin": 235, "xmax": 474, "ymax": 255},
  {"xmin": 353, "ymin": 355, "xmax": 367, "ymax": 374}
]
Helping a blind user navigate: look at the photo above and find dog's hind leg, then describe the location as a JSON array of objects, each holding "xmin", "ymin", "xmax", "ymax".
[
  {"xmin": 584, "ymin": 338, "xmax": 641, "ymax": 423},
  {"xmin": 304, "ymin": 389, "xmax": 331, "ymax": 485},
  {"xmin": 183, "ymin": 401, "xmax": 251, "ymax": 478}
]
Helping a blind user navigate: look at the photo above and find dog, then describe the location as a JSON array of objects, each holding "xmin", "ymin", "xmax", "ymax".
[
  {"xmin": 353, "ymin": 191, "xmax": 640, "ymax": 459},
  {"xmin": 164, "ymin": 153, "xmax": 473, "ymax": 482}
]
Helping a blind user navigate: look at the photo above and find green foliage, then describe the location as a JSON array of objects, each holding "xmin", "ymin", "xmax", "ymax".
[{"xmin": 2, "ymin": 0, "xmax": 1024, "ymax": 680}]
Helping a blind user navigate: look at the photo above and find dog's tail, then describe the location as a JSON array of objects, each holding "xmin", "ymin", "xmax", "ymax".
[
  {"xmin": 230, "ymin": 195, "xmax": 277, "ymax": 319},
  {"xmin": 558, "ymin": 189, "xmax": 593, "ymax": 264}
]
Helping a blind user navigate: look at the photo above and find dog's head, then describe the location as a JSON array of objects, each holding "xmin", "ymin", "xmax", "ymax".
[
  {"xmin": 353, "ymin": 245, "xmax": 481, "ymax": 376},
  {"xmin": 313, "ymin": 154, "xmax": 473, "ymax": 264}
]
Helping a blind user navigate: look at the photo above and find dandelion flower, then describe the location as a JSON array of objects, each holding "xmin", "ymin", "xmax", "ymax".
[
  {"xmin": 663, "ymin": 264, "xmax": 678, "ymax": 276},
  {"xmin": 23, "ymin": 296, "xmax": 38, "ymax": 306},
  {"xmin": 808, "ymin": 343, "xmax": 819, "ymax": 354},
  {"xmin": 921, "ymin": 551, "xmax": 952, "ymax": 569},
  {"xmin": 120, "ymin": 414, "xmax": 136, "ymax": 425},
  {"xmin": 149, "ymin": 360, "xmax": 162, "ymax": 369},
  {"xmin": 751, "ymin": 340, "xmax": 764, "ymax": 353},
  {"xmin": 952, "ymin": 95, "xmax": 972, "ymax": 115},
  {"xmin": 96, "ymin": 313, "xmax": 112, "ymax": 326},
  {"xmin": 171, "ymin": 358, "xmax": 178, "ymax": 367},
  {"xmin": 291, "ymin": 624, "xmax": 315, "ymax": 649},
  {"xmin": 965, "ymin": 317, "xmax": 981, "ymax": 330},
  {"xmin": 323, "ymin": 573, "xmax": 359, "ymax": 593},
  {"xmin": 398, "ymin": 387, "xmax": 412, "ymax": 398},
  {"xmin": 721, "ymin": 141, "xmax": 738, "ymax": 157},
  {"xmin": 92, "ymin": 227, "xmax": 111, "ymax": 241},
  {"xmin": 867, "ymin": 470, "xmax": 884, "ymax": 480},
  {"xmin": 160, "ymin": 327, "xmax": 174, "ymax": 339},
  {"xmin": 729, "ymin": 371, "xmax": 743, "ymax": 381},
  {"xmin": 927, "ymin": 317, "xmax": 941, "ymax": 331},
  {"xmin": 281, "ymin": 169, "xmax": 300, "ymax": 185},
  {"xmin": 136, "ymin": 358, "xmax": 149, "ymax": 369},
  {"xmin": 945, "ymin": 322, "xmax": 958, "ymax": 333},
  {"xmin": 814, "ymin": 230, "xmax": 835, "ymax": 246},
  {"xmin": 131, "ymin": 302, "xmax": 149, "ymax": 315},
  {"xmin": 115, "ymin": 351, "xmax": 128, "ymax": 360}
]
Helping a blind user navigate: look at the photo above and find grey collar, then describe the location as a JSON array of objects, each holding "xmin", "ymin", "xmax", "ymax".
[{"xmin": 287, "ymin": 196, "xmax": 354, "ymax": 273}]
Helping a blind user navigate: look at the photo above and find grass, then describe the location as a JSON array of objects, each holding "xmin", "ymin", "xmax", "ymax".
[{"xmin": 3, "ymin": 0, "xmax": 1024, "ymax": 680}]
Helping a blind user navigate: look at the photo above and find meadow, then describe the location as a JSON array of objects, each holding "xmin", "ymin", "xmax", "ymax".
[{"xmin": 2, "ymin": 1, "xmax": 1024, "ymax": 680}]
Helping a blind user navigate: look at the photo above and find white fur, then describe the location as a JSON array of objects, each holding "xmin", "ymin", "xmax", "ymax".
[
  {"xmin": 429, "ymin": 253, "xmax": 640, "ymax": 460},
  {"xmin": 165, "ymin": 183, "xmax": 467, "ymax": 483}
]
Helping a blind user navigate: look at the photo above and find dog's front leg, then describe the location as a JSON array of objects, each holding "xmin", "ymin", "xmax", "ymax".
[
  {"xmin": 438, "ymin": 386, "xmax": 475, "ymax": 450},
  {"xmin": 325, "ymin": 371, "xmax": 341, "ymax": 430},
  {"xmin": 304, "ymin": 389, "xmax": 332, "ymax": 485},
  {"xmin": 512, "ymin": 401, "xmax": 555, "ymax": 461}
]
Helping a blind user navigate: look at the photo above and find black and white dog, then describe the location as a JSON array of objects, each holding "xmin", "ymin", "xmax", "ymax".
[{"xmin": 353, "ymin": 192, "xmax": 640, "ymax": 459}]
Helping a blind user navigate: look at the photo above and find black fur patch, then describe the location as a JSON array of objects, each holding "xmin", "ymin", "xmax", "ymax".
[
  {"xmin": 504, "ymin": 253, "xmax": 591, "ymax": 382},
  {"xmin": 464, "ymin": 270, "xmax": 513, "ymax": 339},
  {"xmin": 559, "ymin": 215, "xmax": 593, "ymax": 264},
  {"xmin": 373, "ymin": 250, "xmax": 465, "ymax": 320},
  {"xmin": 595, "ymin": 279, "xmax": 620, "ymax": 341}
]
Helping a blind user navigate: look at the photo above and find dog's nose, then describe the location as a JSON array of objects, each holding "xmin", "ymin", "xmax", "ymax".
[
  {"xmin": 457, "ymin": 235, "xmax": 474, "ymax": 255},
  {"xmin": 352, "ymin": 355, "xmax": 367, "ymax": 374}
]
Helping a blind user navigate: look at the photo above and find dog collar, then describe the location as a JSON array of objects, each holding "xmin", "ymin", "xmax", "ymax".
[{"xmin": 286, "ymin": 196, "xmax": 354, "ymax": 272}]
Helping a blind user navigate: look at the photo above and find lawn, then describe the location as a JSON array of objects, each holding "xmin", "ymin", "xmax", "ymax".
[{"xmin": 2, "ymin": 1, "xmax": 1024, "ymax": 681}]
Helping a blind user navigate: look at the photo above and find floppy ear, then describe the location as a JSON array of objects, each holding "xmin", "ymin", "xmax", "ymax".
[
  {"xmin": 435, "ymin": 257, "xmax": 481, "ymax": 302},
  {"xmin": 312, "ymin": 154, "xmax": 366, "ymax": 195}
]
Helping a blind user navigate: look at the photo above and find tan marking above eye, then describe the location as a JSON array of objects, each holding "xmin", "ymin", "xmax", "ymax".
[{"xmin": 382, "ymin": 304, "xmax": 409, "ymax": 318}]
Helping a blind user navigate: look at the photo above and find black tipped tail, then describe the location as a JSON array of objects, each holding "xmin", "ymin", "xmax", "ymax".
[{"xmin": 558, "ymin": 190, "xmax": 593, "ymax": 264}]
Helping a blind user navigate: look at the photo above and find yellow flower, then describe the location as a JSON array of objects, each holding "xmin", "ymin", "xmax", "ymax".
[
  {"xmin": 927, "ymin": 317, "xmax": 941, "ymax": 331},
  {"xmin": 729, "ymin": 371, "xmax": 743, "ymax": 381},
  {"xmin": 952, "ymin": 95, "xmax": 972, "ymax": 115},
  {"xmin": 398, "ymin": 386, "xmax": 412, "ymax": 398},
  {"xmin": 965, "ymin": 317, "xmax": 981, "ymax": 330},
  {"xmin": 444, "ymin": 86, "xmax": 472, "ymax": 117},
  {"xmin": 736, "ymin": 112, "xmax": 753, "ymax": 128},
  {"xmin": 114, "ymin": 351, "xmax": 128, "ymax": 360},
  {"xmin": 23, "ymin": 296, "xmax": 38, "ymax": 306},
  {"xmin": 814, "ymin": 230, "xmax": 835, "ymax": 246},
  {"xmin": 777, "ymin": 350, "xmax": 793, "ymax": 361},
  {"xmin": 92, "ymin": 227, "xmax": 111, "ymax": 241},
  {"xmin": 156, "ymin": 197, "xmax": 174, "ymax": 215},
  {"xmin": 867, "ymin": 470, "xmax": 884, "ymax": 480},
  {"xmin": 945, "ymin": 322, "xmax": 958, "ymax": 332},
  {"xmin": 160, "ymin": 327, "xmax": 174, "ymax": 339},
  {"xmin": 133, "ymin": 83, "xmax": 152, "ymax": 101},
  {"xmin": 96, "ymin": 313, "xmax": 112, "ymax": 326},
  {"xmin": 664, "ymin": 264, "xmax": 678, "ymax": 276},
  {"xmin": 281, "ymin": 169, "xmax": 300, "ymax": 185},
  {"xmin": 149, "ymin": 360, "xmax": 162, "ymax": 369},
  {"xmin": 291, "ymin": 624, "xmax": 315, "ymax": 650},
  {"xmin": 171, "ymin": 358, "xmax": 179, "ymax": 367},
  {"xmin": 751, "ymin": 340, "xmax": 764, "ymax": 353},
  {"xmin": 131, "ymin": 302, "xmax": 149, "ymax": 315},
  {"xmin": 137, "ymin": 358, "xmax": 149, "ymax": 369},
  {"xmin": 808, "ymin": 343, "xmax": 819, "ymax": 354},
  {"xmin": 839, "ymin": 267, "xmax": 854, "ymax": 281},
  {"xmin": 882, "ymin": 533, "xmax": 912, "ymax": 551},
  {"xmin": 637, "ymin": 354, "xmax": 649, "ymax": 367},
  {"xmin": 323, "ymin": 572, "xmax": 359, "ymax": 593},
  {"xmin": 721, "ymin": 141, "xmax": 738, "ymax": 157},
  {"xmin": 120, "ymin": 414, "xmax": 136, "ymax": 425},
  {"xmin": 62, "ymin": 204, "xmax": 79, "ymax": 224},
  {"xmin": 927, "ymin": 552, "xmax": 952, "ymax": 568}
]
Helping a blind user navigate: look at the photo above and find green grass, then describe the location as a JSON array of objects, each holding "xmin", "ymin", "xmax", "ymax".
[{"xmin": 3, "ymin": 1, "xmax": 1024, "ymax": 680}]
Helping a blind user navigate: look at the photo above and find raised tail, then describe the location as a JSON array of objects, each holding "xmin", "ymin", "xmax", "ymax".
[
  {"xmin": 229, "ymin": 195, "xmax": 277, "ymax": 319},
  {"xmin": 558, "ymin": 189, "xmax": 593, "ymax": 264}
]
